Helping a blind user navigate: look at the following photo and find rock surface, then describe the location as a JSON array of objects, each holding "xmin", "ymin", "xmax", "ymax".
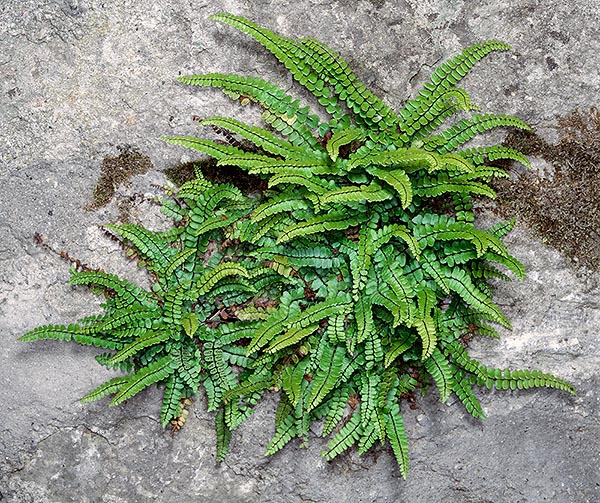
[{"xmin": 1, "ymin": 1, "xmax": 599, "ymax": 502}]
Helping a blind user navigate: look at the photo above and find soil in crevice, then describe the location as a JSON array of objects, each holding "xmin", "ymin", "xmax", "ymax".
[{"xmin": 164, "ymin": 159, "xmax": 267, "ymax": 194}]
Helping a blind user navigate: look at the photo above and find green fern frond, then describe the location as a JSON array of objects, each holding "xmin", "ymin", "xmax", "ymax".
[
  {"xmin": 193, "ymin": 262, "xmax": 249, "ymax": 296},
  {"xmin": 322, "ymin": 410, "xmax": 362, "ymax": 460},
  {"xmin": 276, "ymin": 212, "xmax": 365, "ymax": 244},
  {"xmin": 222, "ymin": 379, "xmax": 272, "ymax": 404},
  {"xmin": 19, "ymin": 324, "xmax": 83, "ymax": 343},
  {"xmin": 162, "ymin": 135, "xmax": 244, "ymax": 159},
  {"xmin": 300, "ymin": 37, "xmax": 399, "ymax": 128},
  {"xmin": 216, "ymin": 409, "xmax": 232, "ymax": 462},
  {"xmin": 451, "ymin": 370, "xmax": 486, "ymax": 419},
  {"xmin": 326, "ymin": 127, "xmax": 366, "ymax": 162},
  {"xmin": 384, "ymin": 331, "xmax": 416, "ymax": 368},
  {"xmin": 401, "ymin": 40, "xmax": 511, "ymax": 139},
  {"xmin": 423, "ymin": 348, "xmax": 453, "ymax": 401},
  {"xmin": 161, "ymin": 375, "xmax": 186, "ymax": 427},
  {"xmin": 384, "ymin": 402, "xmax": 410, "ymax": 479},
  {"xmin": 179, "ymin": 73, "xmax": 321, "ymax": 150},
  {"xmin": 105, "ymin": 223, "xmax": 175, "ymax": 272},
  {"xmin": 199, "ymin": 116, "xmax": 313, "ymax": 160},
  {"xmin": 203, "ymin": 342, "xmax": 236, "ymax": 410},
  {"xmin": 105, "ymin": 331, "xmax": 170, "ymax": 365},
  {"xmin": 250, "ymin": 194, "xmax": 310, "ymax": 223},
  {"xmin": 412, "ymin": 173, "xmax": 497, "ymax": 199},
  {"xmin": 111, "ymin": 356, "xmax": 175, "ymax": 406},
  {"xmin": 365, "ymin": 167, "xmax": 413, "ymax": 208},
  {"xmin": 319, "ymin": 182, "xmax": 392, "ymax": 206},
  {"xmin": 265, "ymin": 414, "xmax": 297, "ymax": 455},
  {"xmin": 80, "ymin": 376, "xmax": 129, "ymax": 403},
  {"xmin": 307, "ymin": 343, "xmax": 347, "ymax": 411},
  {"xmin": 458, "ymin": 145, "xmax": 531, "ymax": 169},
  {"xmin": 424, "ymin": 114, "xmax": 531, "ymax": 153},
  {"xmin": 280, "ymin": 358, "xmax": 311, "ymax": 407},
  {"xmin": 268, "ymin": 324, "xmax": 318, "ymax": 353},
  {"xmin": 360, "ymin": 373, "xmax": 380, "ymax": 429},
  {"xmin": 69, "ymin": 269, "xmax": 151, "ymax": 310}
]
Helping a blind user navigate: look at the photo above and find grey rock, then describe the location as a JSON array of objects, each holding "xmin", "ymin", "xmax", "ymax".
[{"xmin": 1, "ymin": 1, "xmax": 599, "ymax": 502}]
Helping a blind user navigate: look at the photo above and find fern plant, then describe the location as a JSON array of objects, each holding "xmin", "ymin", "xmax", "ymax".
[{"xmin": 21, "ymin": 14, "xmax": 575, "ymax": 478}]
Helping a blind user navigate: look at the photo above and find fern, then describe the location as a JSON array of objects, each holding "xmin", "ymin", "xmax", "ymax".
[
  {"xmin": 111, "ymin": 356, "xmax": 175, "ymax": 406},
  {"xmin": 21, "ymin": 13, "xmax": 576, "ymax": 480},
  {"xmin": 322, "ymin": 411, "xmax": 363, "ymax": 460}
]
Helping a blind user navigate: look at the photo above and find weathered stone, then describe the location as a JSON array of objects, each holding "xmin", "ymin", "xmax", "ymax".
[{"xmin": 1, "ymin": 1, "xmax": 599, "ymax": 502}]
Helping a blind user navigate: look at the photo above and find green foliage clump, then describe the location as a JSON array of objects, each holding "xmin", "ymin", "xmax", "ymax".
[{"xmin": 21, "ymin": 14, "xmax": 575, "ymax": 477}]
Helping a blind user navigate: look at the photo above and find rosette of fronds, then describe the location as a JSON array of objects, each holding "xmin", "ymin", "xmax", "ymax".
[{"xmin": 22, "ymin": 13, "xmax": 575, "ymax": 478}]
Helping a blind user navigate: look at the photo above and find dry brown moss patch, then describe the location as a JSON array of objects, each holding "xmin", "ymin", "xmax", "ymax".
[
  {"xmin": 87, "ymin": 146, "xmax": 153, "ymax": 210},
  {"xmin": 493, "ymin": 108, "xmax": 600, "ymax": 269}
]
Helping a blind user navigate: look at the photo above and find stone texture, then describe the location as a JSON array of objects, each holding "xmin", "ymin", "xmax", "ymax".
[{"xmin": 1, "ymin": 1, "xmax": 599, "ymax": 502}]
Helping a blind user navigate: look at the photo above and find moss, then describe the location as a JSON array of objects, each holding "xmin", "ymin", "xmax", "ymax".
[
  {"xmin": 163, "ymin": 160, "xmax": 201, "ymax": 187},
  {"xmin": 87, "ymin": 146, "xmax": 153, "ymax": 210},
  {"xmin": 492, "ymin": 108, "xmax": 600, "ymax": 269}
]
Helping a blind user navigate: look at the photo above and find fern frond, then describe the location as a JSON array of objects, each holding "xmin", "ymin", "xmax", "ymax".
[
  {"xmin": 268, "ymin": 324, "xmax": 319, "ymax": 353},
  {"xmin": 384, "ymin": 331, "xmax": 416, "ymax": 368},
  {"xmin": 366, "ymin": 167, "xmax": 412, "ymax": 208},
  {"xmin": 162, "ymin": 136, "xmax": 244, "ymax": 159},
  {"xmin": 200, "ymin": 116, "xmax": 312, "ymax": 160},
  {"xmin": 203, "ymin": 342, "xmax": 236, "ymax": 410},
  {"xmin": 19, "ymin": 324, "xmax": 83, "ymax": 343},
  {"xmin": 69, "ymin": 269, "xmax": 150, "ymax": 310},
  {"xmin": 414, "ymin": 316, "xmax": 437, "ymax": 360},
  {"xmin": 105, "ymin": 331, "xmax": 170, "ymax": 365},
  {"xmin": 423, "ymin": 349, "xmax": 453, "ymax": 402},
  {"xmin": 307, "ymin": 343, "xmax": 347, "ymax": 411},
  {"xmin": 384, "ymin": 402, "xmax": 409, "ymax": 479},
  {"xmin": 194, "ymin": 262, "xmax": 249, "ymax": 296},
  {"xmin": 216, "ymin": 409, "xmax": 232, "ymax": 462},
  {"xmin": 280, "ymin": 358, "xmax": 310, "ymax": 407},
  {"xmin": 401, "ymin": 40, "xmax": 511, "ymax": 139},
  {"xmin": 322, "ymin": 410, "xmax": 362, "ymax": 460},
  {"xmin": 276, "ymin": 212, "xmax": 365, "ymax": 244},
  {"xmin": 319, "ymin": 182, "xmax": 392, "ymax": 206},
  {"xmin": 179, "ymin": 73, "xmax": 321, "ymax": 150},
  {"xmin": 360, "ymin": 373, "xmax": 380, "ymax": 428},
  {"xmin": 322, "ymin": 387, "xmax": 352, "ymax": 436},
  {"xmin": 424, "ymin": 114, "xmax": 531, "ymax": 153},
  {"xmin": 458, "ymin": 145, "xmax": 531, "ymax": 169},
  {"xmin": 300, "ymin": 37, "xmax": 399, "ymax": 128},
  {"xmin": 161, "ymin": 375, "xmax": 186, "ymax": 427},
  {"xmin": 444, "ymin": 267, "xmax": 510, "ymax": 327},
  {"xmin": 111, "ymin": 356, "xmax": 175, "ymax": 406},
  {"xmin": 451, "ymin": 370, "xmax": 486, "ymax": 419},
  {"xmin": 222, "ymin": 379, "xmax": 271, "ymax": 404},
  {"xmin": 161, "ymin": 249, "xmax": 197, "ymax": 282},
  {"xmin": 105, "ymin": 223, "xmax": 175, "ymax": 272},
  {"xmin": 250, "ymin": 194, "xmax": 311, "ymax": 223},
  {"xmin": 265, "ymin": 414, "xmax": 297, "ymax": 455},
  {"xmin": 80, "ymin": 376, "xmax": 129, "ymax": 403},
  {"xmin": 357, "ymin": 422, "xmax": 380, "ymax": 456},
  {"xmin": 326, "ymin": 127, "xmax": 365, "ymax": 162},
  {"xmin": 347, "ymin": 147, "xmax": 438, "ymax": 171},
  {"xmin": 354, "ymin": 294, "xmax": 374, "ymax": 344},
  {"xmin": 412, "ymin": 173, "xmax": 497, "ymax": 199}
]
